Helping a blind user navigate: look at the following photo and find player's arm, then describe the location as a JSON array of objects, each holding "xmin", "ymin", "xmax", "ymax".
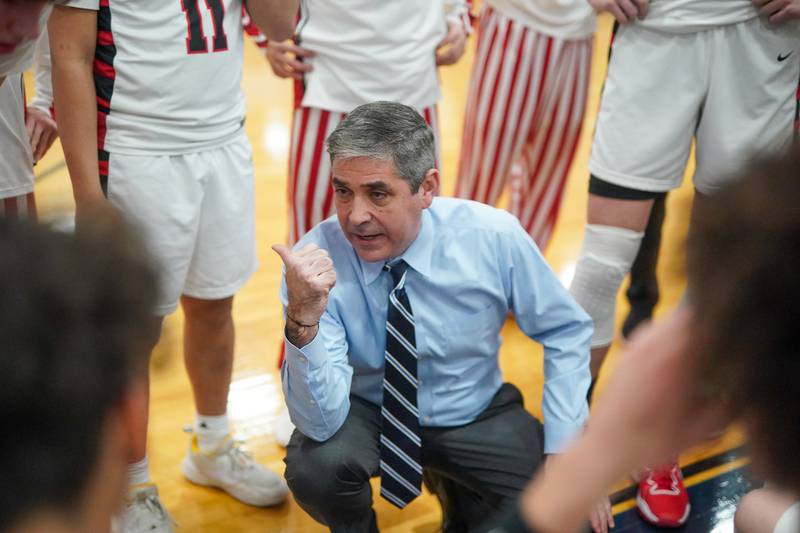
[
  {"xmin": 245, "ymin": 0, "xmax": 299, "ymax": 42},
  {"xmin": 27, "ymin": 32, "xmax": 58, "ymax": 163},
  {"xmin": 437, "ymin": 0, "xmax": 470, "ymax": 66},
  {"xmin": 49, "ymin": 6, "xmax": 107, "ymax": 221}
]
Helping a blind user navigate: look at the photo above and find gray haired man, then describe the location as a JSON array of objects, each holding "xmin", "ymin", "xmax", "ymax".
[{"xmin": 272, "ymin": 101, "xmax": 611, "ymax": 532}]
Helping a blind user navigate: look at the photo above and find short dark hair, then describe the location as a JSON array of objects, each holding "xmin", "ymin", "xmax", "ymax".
[
  {"xmin": 326, "ymin": 101, "xmax": 436, "ymax": 192},
  {"xmin": 0, "ymin": 218, "xmax": 158, "ymax": 528},
  {"xmin": 687, "ymin": 146, "xmax": 800, "ymax": 491}
]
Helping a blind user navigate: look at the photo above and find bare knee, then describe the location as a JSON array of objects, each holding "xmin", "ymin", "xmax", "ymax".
[
  {"xmin": 181, "ymin": 295, "xmax": 233, "ymax": 326},
  {"xmin": 735, "ymin": 488, "xmax": 797, "ymax": 533}
]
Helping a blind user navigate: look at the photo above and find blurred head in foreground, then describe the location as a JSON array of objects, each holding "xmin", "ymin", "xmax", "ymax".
[
  {"xmin": 687, "ymin": 145, "xmax": 800, "ymax": 492},
  {"xmin": 0, "ymin": 216, "xmax": 157, "ymax": 533}
]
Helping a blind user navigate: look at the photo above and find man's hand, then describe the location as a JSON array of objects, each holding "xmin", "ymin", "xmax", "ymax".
[
  {"xmin": 273, "ymin": 243, "xmax": 336, "ymax": 346},
  {"xmin": 436, "ymin": 20, "xmax": 467, "ymax": 66},
  {"xmin": 588, "ymin": 0, "xmax": 649, "ymax": 24},
  {"xmin": 589, "ymin": 496, "xmax": 614, "ymax": 533},
  {"xmin": 265, "ymin": 40, "xmax": 315, "ymax": 80},
  {"xmin": 25, "ymin": 106, "xmax": 58, "ymax": 163},
  {"xmin": 753, "ymin": 0, "xmax": 800, "ymax": 23}
]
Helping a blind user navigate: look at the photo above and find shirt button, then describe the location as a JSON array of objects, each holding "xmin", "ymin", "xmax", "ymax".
[
  {"xmin": 298, "ymin": 355, "xmax": 307, "ymax": 363},
  {"xmin": 423, "ymin": 416, "xmax": 431, "ymax": 423},
  {"xmin": 310, "ymin": 399, "xmax": 316, "ymax": 405}
]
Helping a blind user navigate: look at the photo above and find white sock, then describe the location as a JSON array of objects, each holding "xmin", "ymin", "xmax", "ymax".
[
  {"xmin": 127, "ymin": 456, "xmax": 150, "ymax": 487},
  {"xmin": 195, "ymin": 413, "xmax": 229, "ymax": 454}
]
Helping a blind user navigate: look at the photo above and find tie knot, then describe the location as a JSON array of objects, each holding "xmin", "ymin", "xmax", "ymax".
[{"xmin": 384, "ymin": 260, "xmax": 408, "ymax": 288}]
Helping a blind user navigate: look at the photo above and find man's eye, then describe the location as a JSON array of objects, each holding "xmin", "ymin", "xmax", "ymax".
[
  {"xmin": 371, "ymin": 191, "xmax": 387, "ymax": 200},
  {"xmin": 334, "ymin": 188, "xmax": 350, "ymax": 196}
]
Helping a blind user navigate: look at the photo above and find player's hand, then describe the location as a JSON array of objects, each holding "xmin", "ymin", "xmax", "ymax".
[
  {"xmin": 273, "ymin": 243, "xmax": 336, "ymax": 327},
  {"xmin": 588, "ymin": 0, "xmax": 649, "ymax": 24},
  {"xmin": 436, "ymin": 20, "xmax": 467, "ymax": 66},
  {"xmin": 753, "ymin": 0, "xmax": 800, "ymax": 23},
  {"xmin": 589, "ymin": 496, "xmax": 615, "ymax": 533},
  {"xmin": 25, "ymin": 106, "xmax": 58, "ymax": 163},
  {"xmin": 265, "ymin": 39, "xmax": 315, "ymax": 80},
  {"xmin": 74, "ymin": 196, "xmax": 118, "ymax": 233}
]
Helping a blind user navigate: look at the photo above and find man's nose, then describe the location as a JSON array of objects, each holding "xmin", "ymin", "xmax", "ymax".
[{"xmin": 349, "ymin": 196, "xmax": 372, "ymax": 226}]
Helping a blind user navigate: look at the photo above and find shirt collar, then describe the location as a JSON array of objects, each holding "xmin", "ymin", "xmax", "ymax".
[{"xmin": 359, "ymin": 208, "xmax": 434, "ymax": 285}]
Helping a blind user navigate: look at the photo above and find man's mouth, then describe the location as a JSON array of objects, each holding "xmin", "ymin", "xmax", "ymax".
[{"xmin": 352, "ymin": 232, "xmax": 384, "ymax": 243}]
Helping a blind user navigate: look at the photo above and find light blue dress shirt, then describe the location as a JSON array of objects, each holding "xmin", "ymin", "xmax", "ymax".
[{"xmin": 281, "ymin": 197, "xmax": 592, "ymax": 453}]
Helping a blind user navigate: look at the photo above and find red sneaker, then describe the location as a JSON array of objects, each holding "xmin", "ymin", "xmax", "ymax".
[{"xmin": 636, "ymin": 463, "xmax": 691, "ymax": 527}]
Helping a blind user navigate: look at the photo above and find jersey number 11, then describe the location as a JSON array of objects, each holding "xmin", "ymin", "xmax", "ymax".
[{"xmin": 181, "ymin": 0, "xmax": 228, "ymax": 54}]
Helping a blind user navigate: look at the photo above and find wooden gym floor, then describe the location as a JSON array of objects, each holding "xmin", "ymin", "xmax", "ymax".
[{"xmin": 27, "ymin": 12, "xmax": 750, "ymax": 533}]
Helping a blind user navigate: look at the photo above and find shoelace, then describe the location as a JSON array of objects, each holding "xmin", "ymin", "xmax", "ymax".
[
  {"xmin": 225, "ymin": 440, "xmax": 255, "ymax": 472},
  {"xmin": 649, "ymin": 467, "xmax": 678, "ymax": 491},
  {"xmin": 131, "ymin": 491, "xmax": 178, "ymax": 527}
]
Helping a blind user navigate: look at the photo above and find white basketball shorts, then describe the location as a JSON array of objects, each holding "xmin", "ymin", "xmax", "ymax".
[
  {"xmin": 106, "ymin": 130, "xmax": 257, "ymax": 315},
  {"xmin": 590, "ymin": 17, "xmax": 800, "ymax": 195}
]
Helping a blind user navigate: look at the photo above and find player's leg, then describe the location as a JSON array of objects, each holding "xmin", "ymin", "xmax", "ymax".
[
  {"xmin": 570, "ymin": 23, "xmax": 704, "ymax": 378},
  {"xmin": 622, "ymin": 194, "xmax": 666, "ymax": 339},
  {"xmin": 692, "ymin": 16, "xmax": 799, "ymax": 198},
  {"xmin": 105, "ymin": 149, "xmax": 203, "ymax": 532},
  {"xmin": 512, "ymin": 35, "xmax": 591, "ymax": 249},
  {"xmin": 735, "ymin": 488, "xmax": 799, "ymax": 533},
  {"xmin": 454, "ymin": 6, "xmax": 537, "ymax": 206},
  {"xmin": 287, "ymin": 106, "xmax": 345, "ymax": 245},
  {"xmin": 180, "ymin": 132, "xmax": 287, "ymax": 506}
]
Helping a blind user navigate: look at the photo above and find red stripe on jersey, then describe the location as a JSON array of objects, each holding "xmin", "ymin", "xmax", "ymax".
[
  {"xmin": 100, "ymin": 0, "xmax": 109, "ymax": 6},
  {"xmin": 96, "ymin": 95, "xmax": 111, "ymax": 109},
  {"xmin": 304, "ymin": 111, "xmax": 331, "ymax": 233},
  {"xmin": 98, "ymin": 159, "xmax": 109, "ymax": 176},
  {"xmin": 93, "ymin": 59, "xmax": 116, "ymax": 80},
  {"xmin": 467, "ymin": 15, "xmax": 502, "ymax": 202},
  {"xmin": 98, "ymin": 30, "xmax": 114, "ymax": 46},
  {"xmin": 291, "ymin": 108, "xmax": 311, "ymax": 242}
]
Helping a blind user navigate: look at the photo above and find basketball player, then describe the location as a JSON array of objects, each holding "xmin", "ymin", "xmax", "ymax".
[
  {"xmin": 1, "ymin": 3, "xmax": 56, "ymax": 220},
  {"xmin": 262, "ymin": 0, "xmax": 470, "ymax": 245},
  {"xmin": 568, "ymin": 0, "xmax": 800, "ymax": 527},
  {"xmin": 255, "ymin": 0, "xmax": 470, "ymax": 446},
  {"xmin": 49, "ymin": 2, "xmax": 297, "ymax": 531},
  {"xmin": 454, "ymin": 0, "xmax": 594, "ymax": 250},
  {"xmin": 1, "ymin": 217, "xmax": 158, "ymax": 533}
]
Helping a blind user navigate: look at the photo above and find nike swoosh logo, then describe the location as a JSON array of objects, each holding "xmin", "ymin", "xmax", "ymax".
[{"xmin": 778, "ymin": 51, "xmax": 793, "ymax": 62}]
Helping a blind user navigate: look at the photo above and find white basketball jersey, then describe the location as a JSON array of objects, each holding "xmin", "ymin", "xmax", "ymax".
[
  {"xmin": 639, "ymin": 0, "xmax": 758, "ymax": 33},
  {"xmin": 63, "ymin": 0, "xmax": 246, "ymax": 155},
  {"xmin": 297, "ymin": 0, "xmax": 452, "ymax": 114},
  {"xmin": 486, "ymin": 0, "xmax": 596, "ymax": 40},
  {"xmin": 0, "ymin": 75, "xmax": 34, "ymax": 199}
]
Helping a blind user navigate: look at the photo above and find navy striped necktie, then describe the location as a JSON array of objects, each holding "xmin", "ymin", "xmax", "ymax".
[{"xmin": 379, "ymin": 260, "xmax": 422, "ymax": 508}]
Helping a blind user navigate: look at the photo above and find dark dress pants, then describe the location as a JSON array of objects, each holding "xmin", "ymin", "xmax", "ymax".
[{"xmin": 284, "ymin": 383, "xmax": 544, "ymax": 533}]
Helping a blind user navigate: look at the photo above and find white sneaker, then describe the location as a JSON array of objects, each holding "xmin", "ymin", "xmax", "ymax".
[
  {"xmin": 119, "ymin": 484, "xmax": 176, "ymax": 533},
  {"xmin": 181, "ymin": 433, "xmax": 288, "ymax": 507},
  {"xmin": 274, "ymin": 405, "xmax": 295, "ymax": 448}
]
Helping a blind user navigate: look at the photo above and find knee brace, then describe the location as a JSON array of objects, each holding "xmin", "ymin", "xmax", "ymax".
[{"xmin": 570, "ymin": 224, "xmax": 644, "ymax": 347}]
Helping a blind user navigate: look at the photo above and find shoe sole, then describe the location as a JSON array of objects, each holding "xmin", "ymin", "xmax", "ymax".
[
  {"xmin": 181, "ymin": 457, "xmax": 288, "ymax": 507},
  {"xmin": 636, "ymin": 494, "xmax": 691, "ymax": 528}
]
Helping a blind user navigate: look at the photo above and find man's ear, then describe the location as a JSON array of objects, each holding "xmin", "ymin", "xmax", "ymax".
[{"xmin": 419, "ymin": 168, "xmax": 439, "ymax": 208}]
